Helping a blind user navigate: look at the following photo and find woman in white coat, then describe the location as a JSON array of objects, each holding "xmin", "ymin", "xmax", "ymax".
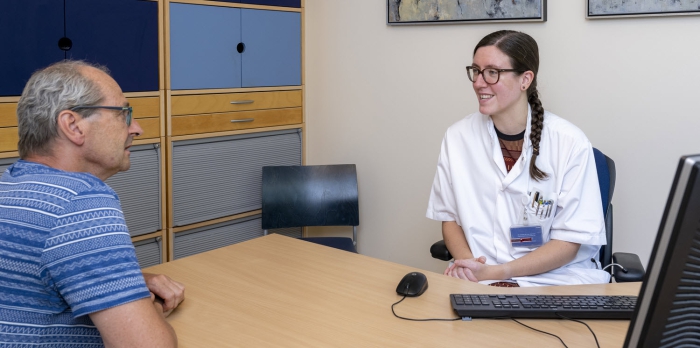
[{"xmin": 426, "ymin": 30, "xmax": 611, "ymax": 287}]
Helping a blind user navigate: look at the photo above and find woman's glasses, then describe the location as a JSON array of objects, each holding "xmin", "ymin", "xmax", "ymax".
[{"xmin": 466, "ymin": 66, "xmax": 524, "ymax": 85}]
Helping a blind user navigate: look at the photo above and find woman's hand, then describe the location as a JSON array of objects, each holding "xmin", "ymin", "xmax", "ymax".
[{"xmin": 445, "ymin": 256, "xmax": 487, "ymax": 282}]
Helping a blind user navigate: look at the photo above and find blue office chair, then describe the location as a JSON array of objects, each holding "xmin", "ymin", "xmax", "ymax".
[
  {"xmin": 430, "ymin": 148, "xmax": 644, "ymax": 282},
  {"xmin": 262, "ymin": 164, "xmax": 359, "ymax": 253}
]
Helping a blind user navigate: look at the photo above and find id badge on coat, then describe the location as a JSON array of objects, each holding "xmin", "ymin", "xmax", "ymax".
[{"xmin": 510, "ymin": 225, "xmax": 543, "ymax": 247}]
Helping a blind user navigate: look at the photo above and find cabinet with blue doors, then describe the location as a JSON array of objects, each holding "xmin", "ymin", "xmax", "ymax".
[{"xmin": 165, "ymin": 0, "xmax": 304, "ymax": 260}]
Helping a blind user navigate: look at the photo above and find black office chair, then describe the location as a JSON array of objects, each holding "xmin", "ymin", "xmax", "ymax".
[
  {"xmin": 262, "ymin": 164, "xmax": 359, "ymax": 253},
  {"xmin": 429, "ymin": 148, "xmax": 645, "ymax": 282}
]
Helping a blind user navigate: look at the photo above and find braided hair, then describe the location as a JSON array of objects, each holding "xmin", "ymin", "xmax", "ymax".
[{"xmin": 474, "ymin": 30, "xmax": 548, "ymax": 181}]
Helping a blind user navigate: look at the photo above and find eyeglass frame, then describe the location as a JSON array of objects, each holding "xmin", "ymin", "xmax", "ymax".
[
  {"xmin": 465, "ymin": 66, "xmax": 526, "ymax": 85},
  {"xmin": 70, "ymin": 105, "xmax": 133, "ymax": 126}
]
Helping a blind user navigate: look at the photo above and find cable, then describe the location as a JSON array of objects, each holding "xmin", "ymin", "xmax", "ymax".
[
  {"xmin": 509, "ymin": 318, "xmax": 568, "ymax": 348},
  {"xmin": 556, "ymin": 313, "xmax": 601, "ymax": 348},
  {"xmin": 391, "ymin": 293, "xmax": 597, "ymax": 348},
  {"xmin": 602, "ymin": 262, "xmax": 628, "ymax": 273},
  {"xmin": 391, "ymin": 296, "xmax": 461, "ymax": 322}
]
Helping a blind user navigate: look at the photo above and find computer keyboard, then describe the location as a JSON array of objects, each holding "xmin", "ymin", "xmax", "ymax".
[{"xmin": 451, "ymin": 294, "xmax": 637, "ymax": 319}]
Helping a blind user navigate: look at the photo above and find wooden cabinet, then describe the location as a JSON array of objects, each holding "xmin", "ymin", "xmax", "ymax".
[{"xmin": 166, "ymin": 0, "xmax": 304, "ymax": 260}]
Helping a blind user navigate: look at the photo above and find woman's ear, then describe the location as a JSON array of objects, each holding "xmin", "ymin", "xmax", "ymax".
[
  {"xmin": 521, "ymin": 70, "xmax": 535, "ymax": 91},
  {"xmin": 56, "ymin": 110, "xmax": 86, "ymax": 146}
]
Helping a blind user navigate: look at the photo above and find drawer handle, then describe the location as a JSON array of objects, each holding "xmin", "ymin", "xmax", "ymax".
[
  {"xmin": 230, "ymin": 100, "xmax": 254, "ymax": 105},
  {"xmin": 230, "ymin": 118, "xmax": 255, "ymax": 123}
]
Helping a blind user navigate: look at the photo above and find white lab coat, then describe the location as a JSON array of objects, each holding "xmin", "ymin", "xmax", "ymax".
[{"xmin": 426, "ymin": 106, "xmax": 611, "ymax": 286}]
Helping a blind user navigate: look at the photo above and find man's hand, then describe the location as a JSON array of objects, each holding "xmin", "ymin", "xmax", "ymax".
[
  {"xmin": 445, "ymin": 256, "xmax": 487, "ymax": 282},
  {"xmin": 143, "ymin": 273, "xmax": 185, "ymax": 316}
]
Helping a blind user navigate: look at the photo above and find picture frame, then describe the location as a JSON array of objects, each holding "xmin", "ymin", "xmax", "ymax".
[
  {"xmin": 587, "ymin": 0, "xmax": 700, "ymax": 19},
  {"xmin": 387, "ymin": 0, "xmax": 546, "ymax": 25}
]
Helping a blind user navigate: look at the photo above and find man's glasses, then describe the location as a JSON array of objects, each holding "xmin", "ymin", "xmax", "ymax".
[
  {"xmin": 70, "ymin": 105, "xmax": 133, "ymax": 126},
  {"xmin": 466, "ymin": 66, "xmax": 524, "ymax": 85}
]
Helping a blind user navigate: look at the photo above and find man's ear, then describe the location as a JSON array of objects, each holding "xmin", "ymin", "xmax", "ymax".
[{"xmin": 56, "ymin": 110, "xmax": 86, "ymax": 146}]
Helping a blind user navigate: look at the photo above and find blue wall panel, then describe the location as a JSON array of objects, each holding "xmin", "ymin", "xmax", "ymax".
[{"xmin": 170, "ymin": 3, "xmax": 242, "ymax": 90}]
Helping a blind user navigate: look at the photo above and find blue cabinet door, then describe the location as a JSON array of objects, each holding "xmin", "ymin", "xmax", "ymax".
[
  {"xmin": 241, "ymin": 9, "xmax": 301, "ymax": 87},
  {"xmin": 170, "ymin": 3, "xmax": 242, "ymax": 90},
  {"xmin": 0, "ymin": 0, "xmax": 63, "ymax": 96},
  {"xmin": 66, "ymin": 0, "xmax": 159, "ymax": 92}
]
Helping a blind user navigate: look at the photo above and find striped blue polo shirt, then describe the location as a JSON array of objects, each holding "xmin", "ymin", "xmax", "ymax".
[{"xmin": 0, "ymin": 160, "xmax": 150, "ymax": 347}]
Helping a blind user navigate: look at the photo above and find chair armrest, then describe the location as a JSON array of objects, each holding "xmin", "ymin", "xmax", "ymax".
[
  {"xmin": 430, "ymin": 240, "xmax": 453, "ymax": 261},
  {"xmin": 612, "ymin": 252, "xmax": 645, "ymax": 283}
]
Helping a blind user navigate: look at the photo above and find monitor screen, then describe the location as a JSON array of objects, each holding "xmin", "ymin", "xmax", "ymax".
[{"xmin": 625, "ymin": 154, "xmax": 700, "ymax": 347}]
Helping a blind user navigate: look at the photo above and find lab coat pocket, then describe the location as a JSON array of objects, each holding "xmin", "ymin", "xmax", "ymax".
[{"xmin": 526, "ymin": 192, "xmax": 556, "ymax": 223}]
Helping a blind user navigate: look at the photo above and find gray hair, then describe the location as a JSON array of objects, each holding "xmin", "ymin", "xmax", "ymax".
[{"xmin": 16, "ymin": 60, "xmax": 109, "ymax": 158}]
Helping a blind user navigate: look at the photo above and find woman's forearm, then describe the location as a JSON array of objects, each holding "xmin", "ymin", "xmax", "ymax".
[
  {"xmin": 494, "ymin": 239, "xmax": 581, "ymax": 280},
  {"xmin": 442, "ymin": 221, "xmax": 475, "ymax": 260}
]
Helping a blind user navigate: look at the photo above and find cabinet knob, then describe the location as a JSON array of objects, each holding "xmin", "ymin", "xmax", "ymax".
[
  {"xmin": 237, "ymin": 42, "xmax": 246, "ymax": 53},
  {"xmin": 230, "ymin": 118, "xmax": 255, "ymax": 123},
  {"xmin": 230, "ymin": 100, "xmax": 254, "ymax": 105},
  {"xmin": 58, "ymin": 37, "xmax": 72, "ymax": 51}
]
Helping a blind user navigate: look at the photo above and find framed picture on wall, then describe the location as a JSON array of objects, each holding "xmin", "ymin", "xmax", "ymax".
[
  {"xmin": 387, "ymin": 0, "xmax": 546, "ymax": 25},
  {"xmin": 587, "ymin": 0, "xmax": 700, "ymax": 19}
]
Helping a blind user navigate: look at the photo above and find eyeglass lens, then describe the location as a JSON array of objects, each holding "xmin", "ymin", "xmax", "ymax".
[
  {"xmin": 466, "ymin": 67, "xmax": 500, "ymax": 84},
  {"xmin": 125, "ymin": 107, "xmax": 132, "ymax": 126}
]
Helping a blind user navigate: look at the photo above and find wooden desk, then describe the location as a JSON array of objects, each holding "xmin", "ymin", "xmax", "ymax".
[{"xmin": 144, "ymin": 234, "xmax": 640, "ymax": 347}]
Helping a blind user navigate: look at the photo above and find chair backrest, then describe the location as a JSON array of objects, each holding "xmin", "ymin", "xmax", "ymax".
[
  {"xmin": 261, "ymin": 164, "xmax": 359, "ymax": 229},
  {"xmin": 592, "ymin": 148, "xmax": 616, "ymax": 269}
]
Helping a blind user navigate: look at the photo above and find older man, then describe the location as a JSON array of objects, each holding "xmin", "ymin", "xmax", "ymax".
[{"xmin": 0, "ymin": 61, "xmax": 183, "ymax": 347}]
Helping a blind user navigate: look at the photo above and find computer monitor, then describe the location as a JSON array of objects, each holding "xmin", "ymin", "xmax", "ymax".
[{"xmin": 624, "ymin": 154, "xmax": 700, "ymax": 347}]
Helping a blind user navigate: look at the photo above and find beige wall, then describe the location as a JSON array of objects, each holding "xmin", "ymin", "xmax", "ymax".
[{"xmin": 304, "ymin": 0, "xmax": 700, "ymax": 274}]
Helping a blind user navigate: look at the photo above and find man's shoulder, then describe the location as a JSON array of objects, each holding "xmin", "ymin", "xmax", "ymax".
[{"xmin": 2, "ymin": 160, "xmax": 116, "ymax": 197}]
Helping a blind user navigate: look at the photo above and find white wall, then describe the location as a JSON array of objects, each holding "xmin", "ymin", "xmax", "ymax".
[{"xmin": 304, "ymin": 0, "xmax": 700, "ymax": 274}]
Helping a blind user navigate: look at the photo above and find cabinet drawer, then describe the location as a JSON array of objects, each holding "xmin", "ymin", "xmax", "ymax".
[
  {"xmin": 137, "ymin": 117, "xmax": 161, "ymax": 139},
  {"xmin": 171, "ymin": 107, "xmax": 301, "ymax": 136},
  {"xmin": 171, "ymin": 90, "xmax": 301, "ymax": 116},
  {"xmin": 0, "ymin": 128, "xmax": 18, "ymax": 153},
  {"xmin": 129, "ymin": 96, "xmax": 160, "ymax": 118},
  {"xmin": 0, "ymin": 103, "xmax": 17, "ymax": 127}
]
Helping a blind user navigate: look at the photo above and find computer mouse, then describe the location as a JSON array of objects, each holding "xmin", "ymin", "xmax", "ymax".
[{"xmin": 396, "ymin": 271, "xmax": 428, "ymax": 297}]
